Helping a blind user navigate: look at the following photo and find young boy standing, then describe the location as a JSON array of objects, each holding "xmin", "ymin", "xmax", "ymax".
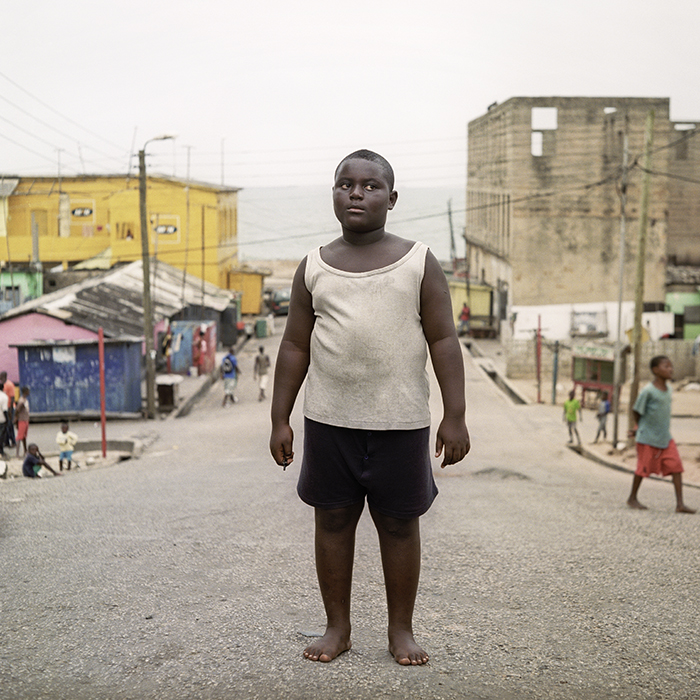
[
  {"xmin": 56, "ymin": 421, "xmax": 79, "ymax": 471},
  {"xmin": 563, "ymin": 389, "xmax": 582, "ymax": 445},
  {"xmin": 270, "ymin": 150, "xmax": 470, "ymax": 666},
  {"xmin": 253, "ymin": 346, "xmax": 271, "ymax": 401},
  {"xmin": 627, "ymin": 355, "xmax": 696, "ymax": 514},
  {"xmin": 14, "ymin": 386, "xmax": 30, "ymax": 458}
]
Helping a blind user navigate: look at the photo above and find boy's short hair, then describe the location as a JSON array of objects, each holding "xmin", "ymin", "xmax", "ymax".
[
  {"xmin": 335, "ymin": 149, "xmax": 395, "ymax": 190},
  {"xmin": 650, "ymin": 355, "xmax": 670, "ymax": 370}
]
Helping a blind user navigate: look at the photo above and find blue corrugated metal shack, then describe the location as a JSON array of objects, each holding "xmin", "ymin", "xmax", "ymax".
[{"xmin": 12, "ymin": 337, "xmax": 142, "ymax": 418}]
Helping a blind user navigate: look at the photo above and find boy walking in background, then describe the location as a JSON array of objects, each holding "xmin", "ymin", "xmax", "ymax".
[
  {"xmin": 253, "ymin": 346, "xmax": 271, "ymax": 401},
  {"xmin": 627, "ymin": 355, "xmax": 695, "ymax": 513},
  {"xmin": 270, "ymin": 150, "xmax": 470, "ymax": 665},
  {"xmin": 594, "ymin": 392, "xmax": 610, "ymax": 443},
  {"xmin": 56, "ymin": 421, "xmax": 79, "ymax": 471},
  {"xmin": 221, "ymin": 347, "xmax": 241, "ymax": 406},
  {"xmin": 563, "ymin": 389, "xmax": 582, "ymax": 445}
]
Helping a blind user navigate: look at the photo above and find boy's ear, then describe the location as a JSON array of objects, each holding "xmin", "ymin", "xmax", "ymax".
[{"xmin": 388, "ymin": 190, "xmax": 398, "ymax": 210}]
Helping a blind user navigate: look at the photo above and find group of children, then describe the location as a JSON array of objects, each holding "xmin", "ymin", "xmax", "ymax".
[
  {"xmin": 1, "ymin": 372, "xmax": 31, "ymax": 459},
  {"xmin": 221, "ymin": 345, "xmax": 271, "ymax": 406},
  {"xmin": 21, "ymin": 421, "xmax": 79, "ymax": 479},
  {"xmin": 564, "ymin": 356, "xmax": 695, "ymax": 514}
]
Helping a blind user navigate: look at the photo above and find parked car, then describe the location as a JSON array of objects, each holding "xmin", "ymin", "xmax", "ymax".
[{"xmin": 267, "ymin": 288, "xmax": 291, "ymax": 316}]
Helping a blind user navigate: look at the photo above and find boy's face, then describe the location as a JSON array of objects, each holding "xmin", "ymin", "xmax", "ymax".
[
  {"xmin": 333, "ymin": 159, "xmax": 397, "ymax": 234},
  {"xmin": 61, "ymin": 424, "xmax": 68, "ymax": 433},
  {"xmin": 653, "ymin": 359, "xmax": 674, "ymax": 380},
  {"xmin": 28, "ymin": 445, "xmax": 38, "ymax": 456}
]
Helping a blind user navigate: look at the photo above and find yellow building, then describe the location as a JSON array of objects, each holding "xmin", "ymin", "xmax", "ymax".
[
  {"xmin": 448, "ymin": 278, "xmax": 497, "ymax": 337},
  {"xmin": 0, "ymin": 174, "xmax": 266, "ymax": 314}
]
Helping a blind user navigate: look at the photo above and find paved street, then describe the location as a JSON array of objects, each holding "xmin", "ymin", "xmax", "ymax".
[{"xmin": 2, "ymin": 331, "xmax": 700, "ymax": 700}]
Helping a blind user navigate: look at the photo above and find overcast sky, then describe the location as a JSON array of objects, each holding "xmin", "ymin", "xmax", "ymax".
[{"xmin": 2, "ymin": 0, "xmax": 699, "ymax": 190}]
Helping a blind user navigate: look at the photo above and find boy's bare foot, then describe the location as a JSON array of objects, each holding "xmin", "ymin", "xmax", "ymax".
[
  {"xmin": 676, "ymin": 505, "xmax": 696, "ymax": 514},
  {"xmin": 627, "ymin": 498, "xmax": 648, "ymax": 510},
  {"xmin": 303, "ymin": 627, "xmax": 351, "ymax": 662},
  {"xmin": 389, "ymin": 629, "xmax": 429, "ymax": 666}
]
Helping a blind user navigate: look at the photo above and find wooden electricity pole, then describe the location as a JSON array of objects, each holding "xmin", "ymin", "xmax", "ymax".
[{"xmin": 627, "ymin": 110, "xmax": 655, "ymax": 441}]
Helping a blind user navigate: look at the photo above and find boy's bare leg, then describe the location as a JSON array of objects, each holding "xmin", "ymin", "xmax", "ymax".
[
  {"xmin": 627, "ymin": 474, "xmax": 648, "ymax": 509},
  {"xmin": 370, "ymin": 508, "xmax": 429, "ymax": 666},
  {"xmin": 671, "ymin": 473, "xmax": 696, "ymax": 513},
  {"xmin": 306, "ymin": 501, "xmax": 364, "ymax": 662}
]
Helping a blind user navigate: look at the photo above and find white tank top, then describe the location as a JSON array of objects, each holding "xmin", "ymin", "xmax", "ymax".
[{"xmin": 303, "ymin": 241, "xmax": 431, "ymax": 430}]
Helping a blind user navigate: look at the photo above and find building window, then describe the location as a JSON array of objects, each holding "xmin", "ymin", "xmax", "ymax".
[
  {"xmin": 2, "ymin": 286, "xmax": 20, "ymax": 304},
  {"xmin": 116, "ymin": 222, "xmax": 136, "ymax": 240},
  {"xmin": 531, "ymin": 132, "xmax": 544, "ymax": 157},
  {"xmin": 531, "ymin": 107, "xmax": 557, "ymax": 157},
  {"xmin": 532, "ymin": 107, "xmax": 558, "ymax": 131}
]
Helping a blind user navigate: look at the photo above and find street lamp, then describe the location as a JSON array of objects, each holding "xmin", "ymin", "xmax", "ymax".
[{"xmin": 139, "ymin": 134, "xmax": 175, "ymax": 419}]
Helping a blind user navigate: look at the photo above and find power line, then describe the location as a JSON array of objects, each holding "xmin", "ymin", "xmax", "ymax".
[{"xmin": 0, "ymin": 70, "xmax": 126, "ymax": 152}]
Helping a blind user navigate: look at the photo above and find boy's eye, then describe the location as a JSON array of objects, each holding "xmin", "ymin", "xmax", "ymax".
[{"xmin": 364, "ymin": 184, "xmax": 377, "ymax": 191}]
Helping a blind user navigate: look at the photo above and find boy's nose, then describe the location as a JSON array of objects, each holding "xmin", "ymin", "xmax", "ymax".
[{"xmin": 349, "ymin": 184, "xmax": 364, "ymax": 198}]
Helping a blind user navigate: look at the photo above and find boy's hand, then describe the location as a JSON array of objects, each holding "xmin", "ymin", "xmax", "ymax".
[
  {"xmin": 435, "ymin": 416, "xmax": 470, "ymax": 468},
  {"xmin": 270, "ymin": 423, "xmax": 294, "ymax": 470}
]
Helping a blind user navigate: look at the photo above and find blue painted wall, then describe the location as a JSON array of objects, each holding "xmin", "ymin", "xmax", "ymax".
[{"xmin": 16, "ymin": 341, "xmax": 142, "ymax": 414}]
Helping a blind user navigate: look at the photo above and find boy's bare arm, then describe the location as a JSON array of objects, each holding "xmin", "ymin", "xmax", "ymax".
[
  {"xmin": 270, "ymin": 258, "xmax": 315, "ymax": 467},
  {"xmin": 420, "ymin": 251, "xmax": 470, "ymax": 467}
]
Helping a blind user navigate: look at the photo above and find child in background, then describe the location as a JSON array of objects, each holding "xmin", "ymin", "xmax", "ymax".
[
  {"xmin": 14, "ymin": 386, "xmax": 30, "ymax": 458},
  {"xmin": 56, "ymin": 421, "xmax": 79, "ymax": 471},
  {"xmin": 627, "ymin": 355, "xmax": 696, "ymax": 513},
  {"xmin": 23, "ymin": 444, "xmax": 61, "ymax": 478},
  {"xmin": 563, "ymin": 389, "xmax": 582, "ymax": 445},
  {"xmin": 593, "ymin": 392, "xmax": 611, "ymax": 443}
]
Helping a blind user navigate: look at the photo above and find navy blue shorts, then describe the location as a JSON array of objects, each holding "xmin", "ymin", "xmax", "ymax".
[{"xmin": 297, "ymin": 418, "xmax": 438, "ymax": 519}]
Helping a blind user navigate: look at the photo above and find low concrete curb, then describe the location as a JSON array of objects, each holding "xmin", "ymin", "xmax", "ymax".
[{"xmin": 570, "ymin": 443, "xmax": 700, "ymax": 490}]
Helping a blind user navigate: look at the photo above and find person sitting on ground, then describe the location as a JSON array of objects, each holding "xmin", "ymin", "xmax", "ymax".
[
  {"xmin": 22, "ymin": 444, "xmax": 61, "ymax": 478},
  {"xmin": 626, "ymin": 355, "xmax": 696, "ymax": 514},
  {"xmin": 56, "ymin": 421, "xmax": 79, "ymax": 471}
]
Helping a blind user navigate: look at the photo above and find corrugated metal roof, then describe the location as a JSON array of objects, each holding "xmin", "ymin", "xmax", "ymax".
[
  {"xmin": 0, "ymin": 260, "xmax": 234, "ymax": 337},
  {"xmin": 667, "ymin": 266, "xmax": 700, "ymax": 286},
  {"xmin": 0, "ymin": 178, "xmax": 19, "ymax": 197}
]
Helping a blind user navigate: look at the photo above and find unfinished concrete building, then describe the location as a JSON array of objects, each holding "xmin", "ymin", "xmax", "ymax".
[{"xmin": 466, "ymin": 96, "xmax": 700, "ymax": 342}]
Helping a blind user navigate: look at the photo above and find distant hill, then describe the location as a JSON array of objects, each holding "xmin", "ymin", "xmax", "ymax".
[{"xmin": 237, "ymin": 186, "xmax": 466, "ymax": 263}]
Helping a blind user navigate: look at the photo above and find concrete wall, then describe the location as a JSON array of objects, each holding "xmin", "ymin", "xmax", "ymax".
[
  {"xmin": 667, "ymin": 122, "xmax": 700, "ymax": 265},
  {"xmin": 467, "ymin": 97, "xmax": 672, "ymax": 311},
  {"xmin": 510, "ymin": 301, "xmax": 675, "ymax": 341},
  {"xmin": 506, "ymin": 338, "xmax": 697, "ymax": 381}
]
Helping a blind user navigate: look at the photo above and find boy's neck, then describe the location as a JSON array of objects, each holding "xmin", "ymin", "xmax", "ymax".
[
  {"xmin": 340, "ymin": 227, "xmax": 387, "ymax": 247},
  {"xmin": 652, "ymin": 376, "xmax": 668, "ymax": 390}
]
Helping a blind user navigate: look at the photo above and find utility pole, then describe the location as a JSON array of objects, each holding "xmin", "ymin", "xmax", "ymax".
[
  {"xmin": 139, "ymin": 148, "xmax": 157, "ymax": 420},
  {"xmin": 627, "ymin": 110, "xmax": 655, "ymax": 441},
  {"xmin": 139, "ymin": 135, "xmax": 175, "ymax": 419},
  {"xmin": 612, "ymin": 116, "xmax": 629, "ymax": 449},
  {"xmin": 181, "ymin": 145, "xmax": 192, "ymax": 307}
]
